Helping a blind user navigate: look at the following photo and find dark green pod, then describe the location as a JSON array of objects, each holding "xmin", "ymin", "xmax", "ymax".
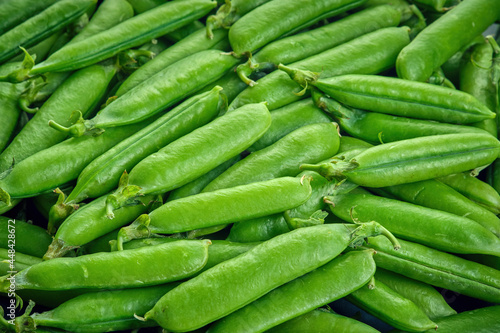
[
  {"xmin": 0, "ymin": 83, "xmax": 22, "ymax": 153},
  {"xmin": 0, "ymin": 217, "xmax": 52, "ymax": 258},
  {"xmin": 0, "ymin": 0, "xmax": 59, "ymax": 35}
]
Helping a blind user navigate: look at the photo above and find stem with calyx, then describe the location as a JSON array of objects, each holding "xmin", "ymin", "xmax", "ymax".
[{"xmin": 277, "ymin": 63, "xmax": 320, "ymax": 96}]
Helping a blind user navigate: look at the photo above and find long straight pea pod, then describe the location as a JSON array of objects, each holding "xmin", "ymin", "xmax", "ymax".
[
  {"xmin": 360, "ymin": 236, "xmax": 500, "ymax": 303},
  {"xmin": 0, "ymin": 61, "xmax": 117, "ymax": 172},
  {"xmin": 287, "ymin": 73, "xmax": 496, "ymax": 124},
  {"xmin": 228, "ymin": 0, "xmax": 367, "ymax": 57},
  {"xmin": 117, "ymin": 176, "xmax": 313, "ymax": 249},
  {"xmin": 207, "ymin": 249, "xmax": 377, "ymax": 333},
  {"xmin": 49, "ymin": 50, "xmax": 240, "ymax": 137},
  {"xmin": 396, "ymin": 0, "xmax": 500, "ymax": 82},
  {"xmin": 0, "ymin": 0, "xmax": 96, "ymax": 64},
  {"xmin": 325, "ymin": 191, "xmax": 500, "ymax": 256},
  {"xmin": 14, "ymin": 284, "xmax": 180, "ymax": 333},
  {"xmin": 301, "ymin": 133, "xmax": 500, "ymax": 188},
  {"xmin": 0, "ymin": 82, "xmax": 23, "ymax": 153},
  {"xmin": 143, "ymin": 222, "xmax": 399, "ymax": 332},
  {"xmin": 105, "ymin": 103, "xmax": 271, "ymax": 218},
  {"xmin": 48, "ymin": 87, "xmax": 225, "ymax": 230},
  {"xmin": 228, "ymin": 26, "xmax": 410, "ymax": 111},
  {"xmin": 0, "ymin": 0, "xmax": 59, "ymax": 35},
  {"xmin": 236, "ymin": 4, "xmax": 402, "ymax": 86}
]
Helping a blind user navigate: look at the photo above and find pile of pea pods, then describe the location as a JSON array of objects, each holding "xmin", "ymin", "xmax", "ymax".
[{"xmin": 1, "ymin": 0, "xmax": 500, "ymax": 331}]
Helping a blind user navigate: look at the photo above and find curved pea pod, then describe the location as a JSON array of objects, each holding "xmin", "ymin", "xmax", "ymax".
[
  {"xmin": 312, "ymin": 89, "xmax": 491, "ymax": 144},
  {"xmin": 326, "ymin": 191, "xmax": 500, "ymax": 256},
  {"xmin": 143, "ymin": 222, "xmax": 399, "ymax": 332},
  {"xmin": 117, "ymin": 176, "xmax": 313, "ymax": 248},
  {"xmin": 374, "ymin": 268, "xmax": 456, "ymax": 321},
  {"xmin": 117, "ymin": 28, "xmax": 230, "ymax": 96},
  {"xmin": 346, "ymin": 279, "xmax": 437, "ymax": 332},
  {"xmin": 228, "ymin": 0, "xmax": 366, "ymax": 56},
  {"xmin": 396, "ymin": 0, "xmax": 500, "ymax": 82},
  {"xmin": 0, "ymin": 83, "xmax": 22, "ymax": 153},
  {"xmin": 50, "ymin": 50, "xmax": 239, "ymax": 137},
  {"xmin": 268, "ymin": 309, "xmax": 381, "ymax": 333},
  {"xmin": 248, "ymin": 99, "xmax": 331, "ymax": 152},
  {"xmin": 0, "ymin": 62, "xmax": 117, "ymax": 172},
  {"xmin": 229, "ymin": 26, "xmax": 410, "ymax": 111},
  {"xmin": 0, "ymin": 0, "xmax": 96, "ymax": 64},
  {"xmin": 302, "ymin": 133, "xmax": 500, "ymax": 188},
  {"xmin": 300, "ymin": 74, "xmax": 496, "ymax": 124},
  {"xmin": 236, "ymin": 4, "xmax": 401, "ymax": 86},
  {"xmin": 380, "ymin": 179, "xmax": 500, "ymax": 238},
  {"xmin": 0, "ymin": 217, "xmax": 52, "ymax": 258},
  {"xmin": 0, "ymin": 119, "xmax": 152, "ymax": 206},
  {"xmin": 1, "ymin": 239, "xmax": 210, "ymax": 291},
  {"xmin": 105, "ymin": 102, "xmax": 271, "ymax": 218},
  {"xmin": 361, "ymin": 236, "xmax": 500, "ymax": 303},
  {"xmin": 207, "ymin": 249, "xmax": 377, "ymax": 333},
  {"xmin": 0, "ymin": 0, "xmax": 59, "ymax": 35},
  {"xmin": 15, "ymin": 284, "xmax": 179, "ymax": 333},
  {"xmin": 438, "ymin": 172, "xmax": 500, "ymax": 215},
  {"xmin": 20, "ymin": 0, "xmax": 217, "ymax": 76}
]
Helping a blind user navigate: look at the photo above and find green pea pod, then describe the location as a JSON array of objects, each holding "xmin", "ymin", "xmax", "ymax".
[
  {"xmin": 0, "ymin": 62, "xmax": 117, "ymax": 172},
  {"xmin": 198, "ymin": 69, "xmax": 250, "ymax": 105},
  {"xmin": 208, "ymin": 249, "xmax": 377, "ymax": 333},
  {"xmin": 0, "ymin": 0, "xmax": 59, "ymax": 35},
  {"xmin": 6, "ymin": 30, "xmax": 62, "ymax": 64},
  {"xmin": 144, "ymin": 222, "xmax": 399, "ymax": 332},
  {"xmin": 2, "ymin": 239, "xmax": 210, "ymax": 291},
  {"xmin": 338, "ymin": 136, "xmax": 374, "ymax": 152},
  {"xmin": 50, "ymin": 50, "xmax": 239, "ymax": 137},
  {"xmin": 105, "ymin": 102, "xmax": 271, "ymax": 218},
  {"xmin": 117, "ymin": 176, "xmax": 312, "ymax": 248},
  {"xmin": 0, "ymin": 217, "xmax": 52, "ymax": 258},
  {"xmin": 361, "ymin": 236, "xmax": 500, "ymax": 303},
  {"xmin": 438, "ymin": 172, "xmax": 500, "ymax": 215},
  {"xmin": 396, "ymin": 0, "xmax": 500, "ymax": 82},
  {"xmin": 228, "ymin": 0, "xmax": 366, "ymax": 56},
  {"xmin": 117, "ymin": 28, "xmax": 230, "ymax": 96},
  {"xmin": 16, "ymin": 284, "xmax": 180, "ymax": 333},
  {"xmin": 229, "ymin": 26, "xmax": 410, "ymax": 111},
  {"xmin": 247, "ymin": 99, "xmax": 331, "ymax": 152},
  {"xmin": 0, "ymin": 0, "xmax": 95, "ymax": 64},
  {"xmin": 411, "ymin": 0, "xmax": 447, "ymax": 12},
  {"xmin": 381, "ymin": 179, "xmax": 500, "ymax": 238},
  {"xmin": 313, "ymin": 89, "xmax": 489, "ymax": 144},
  {"xmin": 127, "ymin": 0, "xmax": 172, "ymax": 13},
  {"xmin": 391, "ymin": 306, "xmax": 500, "ymax": 333},
  {"xmin": 325, "ymin": 191, "xmax": 500, "ymax": 256},
  {"xmin": 236, "ymin": 5, "xmax": 401, "ymax": 86},
  {"xmin": 297, "ymin": 74, "xmax": 496, "ymax": 124},
  {"xmin": 0, "ymin": 83, "xmax": 22, "ymax": 153},
  {"xmin": 302, "ymin": 133, "xmax": 500, "ymax": 188},
  {"xmin": 374, "ymin": 268, "xmax": 457, "ymax": 320},
  {"xmin": 0, "ymin": 249, "xmax": 42, "ymax": 276},
  {"xmin": 0, "ymin": 118, "xmax": 152, "ymax": 205},
  {"xmin": 346, "ymin": 278, "xmax": 437, "ymax": 332},
  {"xmin": 33, "ymin": 185, "xmax": 73, "ymax": 221},
  {"xmin": 17, "ymin": 0, "xmax": 216, "ymax": 76},
  {"xmin": 268, "ymin": 309, "xmax": 381, "ymax": 333}
]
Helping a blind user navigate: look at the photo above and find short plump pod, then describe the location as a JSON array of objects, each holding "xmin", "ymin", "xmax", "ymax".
[
  {"xmin": 396, "ymin": 0, "xmax": 500, "ymax": 82},
  {"xmin": 144, "ymin": 222, "xmax": 399, "ymax": 332},
  {"xmin": 117, "ymin": 28, "xmax": 230, "ymax": 96},
  {"xmin": 325, "ymin": 191, "xmax": 500, "ymax": 256},
  {"xmin": 16, "ymin": 284, "xmax": 180, "ymax": 333},
  {"xmin": 1, "ymin": 239, "xmax": 210, "ymax": 291},
  {"xmin": 0, "ymin": 0, "xmax": 58, "ymax": 34},
  {"xmin": 302, "ymin": 133, "xmax": 500, "ymax": 188},
  {"xmin": 27, "ymin": 0, "xmax": 217, "ymax": 75},
  {"xmin": 0, "ymin": 82, "xmax": 22, "ymax": 153},
  {"xmin": 52, "ymin": 50, "xmax": 240, "ymax": 137},
  {"xmin": 236, "ymin": 4, "xmax": 401, "ymax": 85},
  {"xmin": 390, "ymin": 306, "xmax": 500, "ymax": 333},
  {"xmin": 229, "ymin": 26, "xmax": 410, "ymax": 111},
  {"xmin": 207, "ymin": 249, "xmax": 377, "ymax": 333},
  {"xmin": 307, "ymin": 74, "xmax": 496, "ymax": 124},
  {"xmin": 0, "ymin": 0, "xmax": 96, "ymax": 63},
  {"xmin": 374, "ymin": 268, "xmax": 457, "ymax": 321},
  {"xmin": 228, "ymin": 0, "xmax": 366, "ymax": 56},
  {"xmin": 346, "ymin": 278, "xmax": 437, "ymax": 332},
  {"xmin": 380, "ymin": 179, "xmax": 500, "ymax": 238},
  {"xmin": 438, "ymin": 172, "xmax": 500, "ymax": 215},
  {"xmin": 267, "ymin": 309, "xmax": 381, "ymax": 333},
  {"xmin": 361, "ymin": 236, "xmax": 500, "ymax": 303},
  {"xmin": 117, "ymin": 176, "xmax": 312, "ymax": 248},
  {"xmin": 0, "ymin": 62, "xmax": 117, "ymax": 172},
  {"xmin": 105, "ymin": 103, "xmax": 271, "ymax": 216},
  {"xmin": 312, "ymin": 89, "xmax": 489, "ymax": 144},
  {"xmin": 0, "ymin": 217, "xmax": 52, "ymax": 258}
]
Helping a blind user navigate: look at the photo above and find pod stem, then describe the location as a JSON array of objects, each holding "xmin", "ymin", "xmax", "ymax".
[
  {"xmin": 236, "ymin": 54, "xmax": 259, "ymax": 86},
  {"xmin": 312, "ymin": 88, "xmax": 352, "ymax": 119},
  {"xmin": 206, "ymin": 0, "xmax": 233, "ymax": 39},
  {"xmin": 0, "ymin": 306, "xmax": 15, "ymax": 332},
  {"xmin": 349, "ymin": 221, "xmax": 401, "ymax": 250},
  {"xmin": 278, "ymin": 63, "xmax": 320, "ymax": 95},
  {"xmin": 300, "ymin": 160, "xmax": 358, "ymax": 182},
  {"xmin": 48, "ymin": 110, "xmax": 94, "ymax": 137},
  {"xmin": 116, "ymin": 214, "xmax": 152, "ymax": 251},
  {"xmin": 14, "ymin": 300, "xmax": 36, "ymax": 333},
  {"xmin": 284, "ymin": 209, "xmax": 328, "ymax": 231},
  {"xmin": 0, "ymin": 47, "xmax": 35, "ymax": 83},
  {"xmin": 43, "ymin": 238, "xmax": 77, "ymax": 260},
  {"xmin": 47, "ymin": 188, "xmax": 78, "ymax": 235},
  {"xmin": 105, "ymin": 171, "xmax": 144, "ymax": 219}
]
